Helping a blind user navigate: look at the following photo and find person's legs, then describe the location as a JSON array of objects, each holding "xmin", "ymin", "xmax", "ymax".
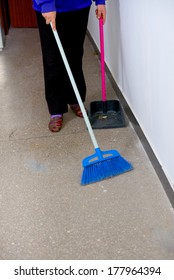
[{"xmin": 36, "ymin": 7, "xmax": 90, "ymax": 114}]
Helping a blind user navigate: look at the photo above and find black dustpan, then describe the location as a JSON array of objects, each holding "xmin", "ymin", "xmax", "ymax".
[
  {"xmin": 90, "ymin": 99, "xmax": 126, "ymax": 129},
  {"xmin": 89, "ymin": 18, "xmax": 126, "ymax": 129}
]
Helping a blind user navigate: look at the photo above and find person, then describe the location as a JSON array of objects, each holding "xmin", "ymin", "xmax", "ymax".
[{"xmin": 32, "ymin": 0, "xmax": 106, "ymax": 132}]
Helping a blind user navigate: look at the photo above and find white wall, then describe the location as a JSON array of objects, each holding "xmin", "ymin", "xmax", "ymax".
[{"xmin": 88, "ymin": 0, "xmax": 174, "ymax": 188}]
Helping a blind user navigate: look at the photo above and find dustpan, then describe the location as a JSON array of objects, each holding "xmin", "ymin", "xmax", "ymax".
[{"xmin": 89, "ymin": 18, "xmax": 126, "ymax": 129}]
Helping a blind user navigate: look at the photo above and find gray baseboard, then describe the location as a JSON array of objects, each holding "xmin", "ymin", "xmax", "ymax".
[{"xmin": 87, "ymin": 31, "xmax": 174, "ymax": 208}]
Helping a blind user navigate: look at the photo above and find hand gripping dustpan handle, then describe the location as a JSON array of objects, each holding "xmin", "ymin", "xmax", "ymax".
[
  {"xmin": 50, "ymin": 23, "xmax": 99, "ymax": 149},
  {"xmin": 99, "ymin": 17, "xmax": 106, "ymax": 102}
]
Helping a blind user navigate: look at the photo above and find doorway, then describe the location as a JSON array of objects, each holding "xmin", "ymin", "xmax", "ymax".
[{"xmin": 8, "ymin": 0, "xmax": 37, "ymax": 28}]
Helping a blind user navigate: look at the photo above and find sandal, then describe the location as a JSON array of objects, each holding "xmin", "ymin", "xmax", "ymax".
[
  {"xmin": 69, "ymin": 104, "xmax": 87, "ymax": 118},
  {"xmin": 48, "ymin": 115, "xmax": 63, "ymax": 132}
]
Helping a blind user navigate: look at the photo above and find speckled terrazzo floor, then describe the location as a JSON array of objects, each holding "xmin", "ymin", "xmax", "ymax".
[{"xmin": 0, "ymin": 28, "xmax": 174, "ymax": 260}]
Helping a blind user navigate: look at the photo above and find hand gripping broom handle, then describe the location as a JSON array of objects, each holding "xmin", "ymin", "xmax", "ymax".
[
  {"xmin": 99, "ymin": 17, "xmax": 106, "ymax": 102},
  {"xmin": 50, "ymin": 23, "xmax": 99, "ymax": 150}
]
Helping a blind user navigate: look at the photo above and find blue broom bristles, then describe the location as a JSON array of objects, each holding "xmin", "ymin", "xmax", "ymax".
[{"xmin": 81, "ymin": 148, "xmax": 133, "ymax": 185}]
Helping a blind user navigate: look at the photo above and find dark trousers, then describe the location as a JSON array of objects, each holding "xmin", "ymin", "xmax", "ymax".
[{"xmin": 36, "ymin": 7, "xmax": 90, "ymax": 115}]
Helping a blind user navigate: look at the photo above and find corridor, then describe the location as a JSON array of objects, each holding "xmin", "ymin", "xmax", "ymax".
[{"xmin": 0, "ymin": 28, "xmax": 174, "ymax": 260}]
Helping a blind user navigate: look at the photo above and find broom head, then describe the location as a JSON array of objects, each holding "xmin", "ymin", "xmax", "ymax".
[{"xmin": 81, "ymin": 148, "xmax": 133, "ymax": 185}]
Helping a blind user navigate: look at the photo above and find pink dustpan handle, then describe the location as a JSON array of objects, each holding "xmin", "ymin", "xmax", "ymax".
[{"xmin": 99, "ymin": 17, "xmax": 106, "ymax": 102}]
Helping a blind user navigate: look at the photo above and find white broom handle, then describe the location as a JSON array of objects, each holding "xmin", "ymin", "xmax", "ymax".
[{"xmin": 50, "ymin": 23, "xmax": 99, "ymax": 149}]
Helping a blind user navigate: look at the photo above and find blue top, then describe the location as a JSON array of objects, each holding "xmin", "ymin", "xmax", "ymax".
[{"xmin": 32, "ymin": 0, "xmax": 106, "ymax": 13}]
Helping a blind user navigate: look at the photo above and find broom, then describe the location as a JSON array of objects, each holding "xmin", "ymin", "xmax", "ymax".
[{"xmin": 51, "ymin": 23, "xmax": 133, "ymax": 185}]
